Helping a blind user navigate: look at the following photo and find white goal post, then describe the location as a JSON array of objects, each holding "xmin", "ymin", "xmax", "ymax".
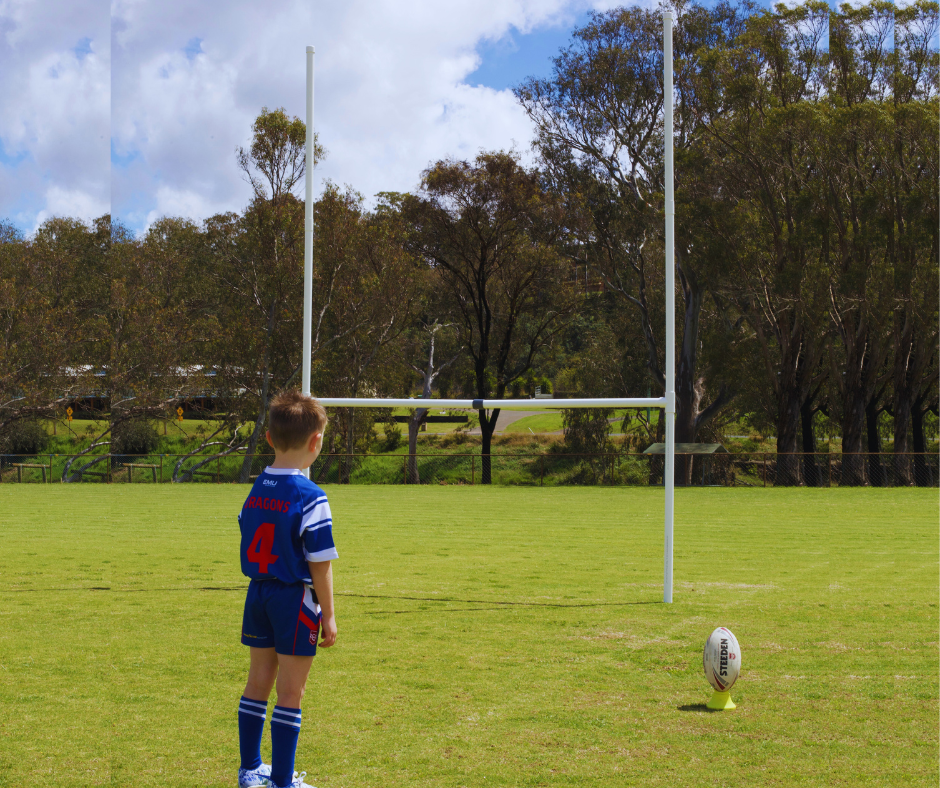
[{"xmin": 300, "ymin": 12, "xmax": 677, "ymax": 603}]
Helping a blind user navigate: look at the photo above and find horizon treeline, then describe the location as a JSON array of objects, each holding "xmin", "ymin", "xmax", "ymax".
[{"xmin": 0, "ymin": 0, "xmax": 937, "ymax": 486}]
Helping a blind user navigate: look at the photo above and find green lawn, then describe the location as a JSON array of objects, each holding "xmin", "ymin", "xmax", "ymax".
[
  {"xmin": 0, "ymin": 487, "xmax": 936, "ymax": 787},
  {"xmin": 502, "ymin": 412, "xmax": 565, "ymax": 434},
  {"xmin": 502, "ymin": 409, "xmax": 642, "ymax": 435}
]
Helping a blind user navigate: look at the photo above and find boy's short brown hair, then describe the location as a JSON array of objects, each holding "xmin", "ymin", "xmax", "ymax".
[{"xmin": 268, "ymin": 390, "xmax": 328, "ymax": 450}]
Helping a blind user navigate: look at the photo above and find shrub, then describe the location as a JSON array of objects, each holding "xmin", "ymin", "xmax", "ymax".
[
  {"xmin": 0, "ymin": 420, "xmax": 50, "ymax": 455},
  {"xmin": 561, "ymin": 408, "xmax": 613, "ymax": 454},
  {"xmin": 111, "ymin": 420, "xmax": 160, "ymax": 455},
  {"xmin": 382, "ymin": 412, "xmax": 402, "ymax": 451}
]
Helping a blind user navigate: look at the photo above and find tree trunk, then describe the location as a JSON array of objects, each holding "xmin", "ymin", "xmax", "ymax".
[
  {"xmin": 892, "ymin": 388, "xmax": 913, "ymax": 486},
  {"xmin": 840, "ymin": 391, "xmax": 867, "ymax": 486},
  {"xmin": 912, "ymin": 394, "xmax": 931, "ymax": 487},
  {"xmin": 407, "ymin": 408, "xmax": 429, "ymax": 483},
  {"xmin": 776, "ymin": 389, "xmax": 802, "ymax": 486},
  {"xmin": 865, "ymin": 399, "xmax": 884, "ymax": 487},
  {"xmin": 239, "ymin": 400, "xmax": 267, "ymax": 483},
  {"xmin": 341, "ymin": 408, "xmax": 356, "ymax": 484},
  {"xmin": 648, "ymin": 407, "xmax": 665, "ymax": 486},
  {"xmin": 673, "ymin": 275, "xmax": 703, "ymax": 486},
  {"xmin": 478, "ymin": 408, "xmax": 499, "ymax": 484},
  {"xmin": 314, "ymin": 427, "xmax": 336, "ymax": 484},
  {"xmin": 773, "ymin": 319, "xmax": 823, "ymax": 487},
  {"xmin": 800, "ymin": 398, "xmax": 819, "ymax": 487},
  {"xmin": 239, "ymin": 300, "xmax": 276, "ymax": 484}
]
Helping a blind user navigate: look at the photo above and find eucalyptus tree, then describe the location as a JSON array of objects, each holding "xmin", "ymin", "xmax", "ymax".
[
  {"xmin": 402, "ymin": 313, "xmax": 462, "ymax": 484},
  {"xmin": 314, "ymin": 186, "xmax": 423, "ymax": 482},
  {"xmin": 403, "ymin": 151, "xmax": 578, "ymax": 484},
  {"xmin": 0, "ymin": 222, "xmax": 49, "ymax": 436},
  {"xmin": 823, "ymin": 1, "xmax": 934, "ymax": 484},
  {"xmin": 29, "ymin": 216, "xmax": 113, "ymax": 479},
  {"xmin": 693, "ymin": 2, "xmax": 832, "ymax": 484},
  {"xmin": 888, "ymin": 0, "xmax": 939, "ymax": 485},
  {"xmin": 213, "ymin": 108, "xmax": 325, "ymax": 482},
  {"xmin": 516, "ymin": 2, "xmax": 753, "ymax": 483}
]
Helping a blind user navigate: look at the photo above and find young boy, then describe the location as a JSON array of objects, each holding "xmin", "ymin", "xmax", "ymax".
[{"xmin": 236, "ymin": 391, "xmax": 338, "ymax": 788}]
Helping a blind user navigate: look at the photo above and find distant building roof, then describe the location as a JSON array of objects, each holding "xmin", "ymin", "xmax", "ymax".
[{"xmin": 643, "ymin": 443, "xmax": 728, "ymax": 455}]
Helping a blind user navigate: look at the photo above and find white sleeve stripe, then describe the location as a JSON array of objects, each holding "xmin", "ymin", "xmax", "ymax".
[
  {"xmin": 304, "ymin": 547, "xmax": 339, "ymax": 562},
  {"xmin": 303, "ymin": 496, "xmax": 328, "ymax": 512},
  {"xmin": 301, "ymin": 519, "xmax": 332, "ymax": 533},
  {"xmin": 301, "ymin": 507, "xmax": 331, "ymax": 526},
  {"xmin": 301, "ymin": 504, "xmax": 331, "ymax": 520}
]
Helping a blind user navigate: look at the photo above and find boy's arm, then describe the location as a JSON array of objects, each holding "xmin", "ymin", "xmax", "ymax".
[{"xmin": 308, "ymin": 560, "xmax": 336, "ymax": 647}]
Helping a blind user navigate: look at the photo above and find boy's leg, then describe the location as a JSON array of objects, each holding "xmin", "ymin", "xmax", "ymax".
[
  {"xmin": 245, "ymin": 646, "xmax": 279, "ymax": 701},
  {"xmin": 239, "ymin": 646, "xmax": 278, "ymax": 772},
  {"xmin": 269, "ymin": 654, "xmax": 315, "ymax": 788}
]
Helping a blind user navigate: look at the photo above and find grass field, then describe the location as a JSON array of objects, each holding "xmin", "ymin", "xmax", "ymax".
[
  {"xmin": 0, "ymin": 487, "xmax": 936, "ymax": 787},
  {"xmin": 501, "ymin": 410, "xmax": 638, "ymax": 434}
]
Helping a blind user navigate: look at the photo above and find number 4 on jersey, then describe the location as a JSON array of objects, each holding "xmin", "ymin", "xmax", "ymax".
[{"xmin": 247, "ymin": 522, "xmax": 279, "ymax": 573}]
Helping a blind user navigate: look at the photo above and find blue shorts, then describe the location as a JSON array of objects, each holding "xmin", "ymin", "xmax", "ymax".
[{"xmin": 241, "ymin": 579, "xmax": 322, "ymax": 656}]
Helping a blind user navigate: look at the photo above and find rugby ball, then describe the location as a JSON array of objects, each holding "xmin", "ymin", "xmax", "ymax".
[{"xmin": 703, "ymin": 627, "xmax": 741, "ymax": 692}]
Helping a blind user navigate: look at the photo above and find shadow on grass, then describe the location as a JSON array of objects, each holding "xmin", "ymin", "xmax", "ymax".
[
  {"xmin": 677, "ymin": 703, "xmax": 722, "ymax": 713},
  {"xmin": 339, "ymin": 591, "xmax": 660, "ymax": 608}
]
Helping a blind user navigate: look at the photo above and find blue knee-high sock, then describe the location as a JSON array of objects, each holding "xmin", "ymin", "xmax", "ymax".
[
  {"xmin": 270, "ymin": 705, "xmax": 302, "ymax": 788},
  {"xmin": 238, "ymin": 696, "xmax": 268, "ymax": 771}
]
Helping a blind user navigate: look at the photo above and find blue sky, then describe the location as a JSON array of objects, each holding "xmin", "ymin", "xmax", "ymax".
[
  {"xmin": 467, "ymin": 13, "xmax": 594, "ymax": 91},
  {"xmin": 3, "ymin": 0, "xmax": 879, "ymax": 238}
]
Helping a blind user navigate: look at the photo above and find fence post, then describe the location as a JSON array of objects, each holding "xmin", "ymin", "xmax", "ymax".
[
  {"xmin": 217, "ymin": 456, "xmax": 221, "ymax": 484},
  {"xmin": 403, "ymin": 455, "xmax": 406, "ymax": 485},
  {"xmin": 828, "ymin": 453, "xmax": 832, "ymax": 487},
  {"xmin": 540, "ymin": 454, "xmax": 544, "ymax": 487},
  {"xmin": 472, "ymin": 454, "xmax": 475, "ymax": 485},
  {"xmin": 763, "ymin": 454, "xmax": 766, "ymax": 488}
]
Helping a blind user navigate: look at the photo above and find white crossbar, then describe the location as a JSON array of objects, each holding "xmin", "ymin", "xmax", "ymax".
[{"xmin": 316, "ymin": 397, "xmax": 667, "ymax": 411}]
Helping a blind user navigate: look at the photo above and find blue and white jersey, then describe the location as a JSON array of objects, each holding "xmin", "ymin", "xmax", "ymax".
[{"xmin": 238, "ymin": 467, "xmax": 338, "ymax": 585}]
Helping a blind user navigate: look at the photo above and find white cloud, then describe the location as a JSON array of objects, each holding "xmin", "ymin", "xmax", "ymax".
[
  {"xmin": 32, "ymin": 185, "xmax": 110, "ymax": 232},
  {"xmin": 111, "ymin": 0, "xmax": 596, "ymax": 232},
  {"xmin": 0, "ymin": 0, "xmax": 109, "ymax": 231},
  {"xmin": 3, "ymin": 0, "xmax": 613, "ymax": 234}
]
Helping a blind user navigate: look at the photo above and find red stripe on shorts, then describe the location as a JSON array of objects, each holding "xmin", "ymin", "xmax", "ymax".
[{"xmin": 299, "ymin": 609, "xmax": 319, "ymax": 632}]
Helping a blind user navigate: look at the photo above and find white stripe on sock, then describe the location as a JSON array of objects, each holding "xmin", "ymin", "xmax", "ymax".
[{"xmin": 271, "ymin": 718, "xmax": 301, "ymax": 729}]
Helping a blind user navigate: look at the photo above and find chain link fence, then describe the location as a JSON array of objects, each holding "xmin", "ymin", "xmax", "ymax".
[{"xmin": 0, "ymin": 452, "xmax": 937, "ymax": 487}]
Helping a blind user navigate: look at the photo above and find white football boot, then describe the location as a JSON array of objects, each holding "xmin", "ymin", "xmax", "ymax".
[
  {"xmin": 238, "ymin": 763, "xmax": 272, "ymax": 787},
  {"xmin": 271, "ymin": 771, "xmax": 315, "ymax": 788}
]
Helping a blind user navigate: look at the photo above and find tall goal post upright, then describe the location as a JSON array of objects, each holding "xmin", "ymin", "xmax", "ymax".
[
  {"xmin": 303, "ymin": 26, "xmax": 678, "ymax": 600},
  {"xmin": 302, "ymin": 45, "xmax": 315, "ymax": 478},
  {"xmin": 663, "ymin": 10, "xmax": 676, "ymax": 603}
]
